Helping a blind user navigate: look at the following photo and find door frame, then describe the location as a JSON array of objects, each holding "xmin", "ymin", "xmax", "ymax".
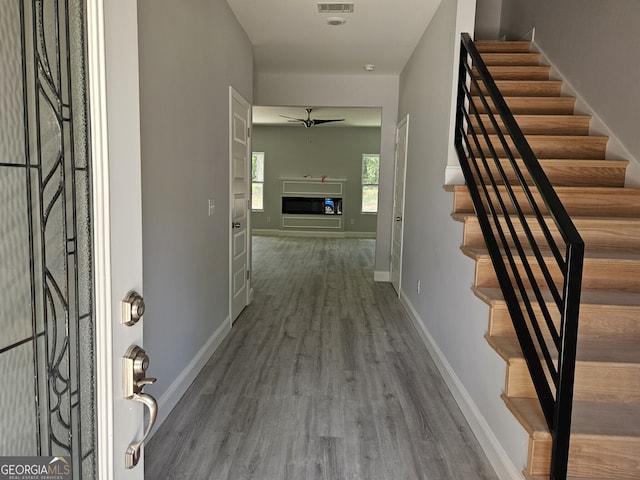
[
  {"xmin": 390, "ymin": 114, "xmax": 410, "ymax": 296},
  {"xmin": 88, "ymin": 0, "xmax": 145, "ymax": 478},
  {"xmin": 229, "ymin": 87, "xmax": 253, "ymax": 326}
]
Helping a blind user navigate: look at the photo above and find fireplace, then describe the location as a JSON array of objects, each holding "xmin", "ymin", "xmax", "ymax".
[{"xmin": 281, "ymin": 197, "xmax": 342, "ymax": 215}]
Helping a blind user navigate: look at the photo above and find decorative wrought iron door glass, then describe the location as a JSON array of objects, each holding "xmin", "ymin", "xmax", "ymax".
[{"xmin": 0, "ymin": 0, "xmax": 96, "ymax": 477}]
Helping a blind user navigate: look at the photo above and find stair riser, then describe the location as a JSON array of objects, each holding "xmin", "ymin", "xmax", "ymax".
[
  {"xmin": 469, "ymin": 136, "xmax": 607, "ymax": 160},
  {"xmin": 462, "ymin": 216, "xmax": 640, "ymax": 251},
  {"xmin": 469, "ymin": 161, "xmax": 625, "ymax": 188},
  {"xmin": 506, "ymin": 360, "xmax": 640, "ymax": 402},
  {"xmin": 471, "ymin": 81, "xmax": 563, "ymax": 97},
  {"xmin": 469, "ymin": 115, "xmax": 590, "ymax": 135},
  {"xmin": 528, "ymin": 437, "xmax": 640, "ymax": 478},
  {"xmin": 473, "ymin": 66, "xmax": 550, "ymax": 80},
  {"xmin": 474, "ymin": 257, "xmax": 640, "ymax": 293},
  {"xmin": 486, "ymin": 303, "xmax": 640, "ymax": 341},
  {"xmin": 474, "ymin": 41, "xmax": 532, "ymax": 53},
  {"xmin": 470, "ymin": 97, "xmax": 576, "ymax": 115},
  {"xmin": 479, "ymin": 53, "xmax": 542, "ymax": 66},
  {"xmin": 452, "ymin": 188, "xmax": 640, "ymax": 218}
]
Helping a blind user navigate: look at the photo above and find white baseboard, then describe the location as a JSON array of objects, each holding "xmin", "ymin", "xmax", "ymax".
[
  {"xmin": 252, "ymin": 228, "xmax": 376, "ymax": 239},
  {"xmin": 251, "ymin": 228, "xmax": 281, "ymax": 236},
  {"xmin": 444, "ymin": 164, "xmax": 465, "ymax": 185},
  {"xmin": 345, "ymin": 231, "xmax": 377, "ymax": 239},
  {"xmin": 399, "ymin": 291, "xmax": 524, "ymax": 480},
  {"xmin": 148, "ymin": 318, "xmax": 231, "ymax": 437},
  {"xmin": 374, "ymin": 271, "xmax": 390, "ymax": 282}
]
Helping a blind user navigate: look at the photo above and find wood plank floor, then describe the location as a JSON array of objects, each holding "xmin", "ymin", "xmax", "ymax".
[{"xmin": 145, "ymin": 236, "xmax": 498, "ymax": 479}]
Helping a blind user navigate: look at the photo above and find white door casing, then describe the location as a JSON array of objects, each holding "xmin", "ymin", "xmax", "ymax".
[
  {"xmin": 89, "ymin": 0, "xmax": 145, "ymax": 478},
  {"xmin": 229, "ymin": 87, "xmax": 252, "ymax": 323},
  {"xmin": 390, "ymin": 115, "xmax": 409, "ymax": 296}
]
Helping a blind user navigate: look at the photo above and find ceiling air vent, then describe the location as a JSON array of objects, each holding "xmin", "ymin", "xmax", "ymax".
[{"xmin": 317, "ymin": 3, "xmax": 355, "ymax": 14}]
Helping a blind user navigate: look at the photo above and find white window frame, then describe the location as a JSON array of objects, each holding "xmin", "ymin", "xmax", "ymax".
[
  {"xmin": 251, "ymin": 151, "xmax": 265, "ymax": 211},
  {"xmin": 361, "ymin": 153, "xmax": 380, "ymax": 213}
]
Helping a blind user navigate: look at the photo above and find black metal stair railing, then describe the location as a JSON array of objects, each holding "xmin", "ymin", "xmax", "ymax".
[{"xmin": 454, "ymin": 33, "xmax": 584, "ymax": 480}]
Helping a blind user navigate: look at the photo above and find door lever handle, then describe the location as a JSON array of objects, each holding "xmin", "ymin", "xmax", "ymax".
[
  {"xmin": 125, "ymin": 391, "xmax": 158, "ymax": 469},
  {"xmin": 232, "ymin": 222, "xmax": 241, "ymax": 229},
  {"xmin": 123, "ymin": 345, "xmax": 158, "ymax": 468}
]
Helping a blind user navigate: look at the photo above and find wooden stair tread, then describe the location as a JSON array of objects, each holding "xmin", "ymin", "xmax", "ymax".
[
  {"xmin": 476, "ymin": 134, "xmax": 609, "ymax": 143},
  {"xmin": 452, "ymin": 158, "xmax": 627, "ymax": 187},
  {"xmin": 455, "ymin": 212, "xmax": 640, "ymax": 250},
  {"xmin": 472, "ymin": 114, "xmax": 592, "ymax": 135},
  {"xmin": 474, "ymin": 41, "xmax": 532, "ymax": 53},
  {"xmin": 475, "ymin": 65, "xmax": 551, "ymax": 80},
  {"xmin": 445, "ymin": 184, "xmax": 640, "ymax": 194},
  {"xmin": 470, "ymin": 134, "xmax": 608, "ymax": 159},
  {"xmin": 503, "ymin": 395, "xmax": 640, "ymax": 439},
  {"xmin": 471, "ymin": 96, "xmax": 576, "ymax": 114},
  {"xmin": 478, "ymin": 80, "xmax": 563, "ymax": 97},
  {"xmin": 462, "ymin": 244, "xmax": 640, "ymax": 262},
  {"xmin": 451, "ymin": 158, "xmax": 625, "ymax": 167},
  {"xmin": 447, "ymin": 184, "xmax": 640, "ymax": 217},
  {"xmin": 472, "ymin": 285, "xmax": 640, "ymax": 310},
  {"xmin": 488, "ymin": 334, "xmax": 640, "ymax": 366},
  {"xmin": 453, "ymin": 211, "xmax": 640, "ymax": 225}
]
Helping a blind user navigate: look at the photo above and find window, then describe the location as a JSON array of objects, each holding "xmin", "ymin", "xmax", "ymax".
[
  {"xmin": 361, "ymin": 153, "xmax": 380, "ymax": 213},
  {"xmin": 251, "ymin": 152, "xmax": 265, "ymax": 211}
]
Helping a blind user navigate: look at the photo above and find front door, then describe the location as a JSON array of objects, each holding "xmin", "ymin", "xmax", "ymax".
[
  {"xmin": 0, "ymin": 0, "xmax": 146, "ymax": 478},
  {"xmin": 390, "ymin": 115, "xmax": 409, "ymax": 295},
  {"xmin": 229, "ymin": 88, "xmax": 251, "ymax": 323}
]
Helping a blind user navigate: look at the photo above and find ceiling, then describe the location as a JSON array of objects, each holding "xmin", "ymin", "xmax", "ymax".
[
  {"xmin": 226, "ymin": 0, "xmax": 441, "ymax": 76},
  {"xmin": 252, "ymin": 106, "xmax": 382, "ymax": 128},
  {"xmin": 228, "ymin": 1, "xmax": 441, "ymax": 127}
]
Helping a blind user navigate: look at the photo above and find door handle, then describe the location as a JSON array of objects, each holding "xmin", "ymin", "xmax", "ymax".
[
  {"xmin": 123, "ymin": 345, "xmax": 158, "ymax": 469},
  {"xmin": 395, "ymin": 216, "xmax": 402, "ymax": 222},
  {"xmin": 232, "ymin": 222, "xmax": 241, "ymax": 229}
]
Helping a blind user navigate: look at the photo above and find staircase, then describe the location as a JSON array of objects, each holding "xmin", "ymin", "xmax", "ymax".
[{"xmin": 448, "ymin": 41, "xmax": 640, "ymax": 479}]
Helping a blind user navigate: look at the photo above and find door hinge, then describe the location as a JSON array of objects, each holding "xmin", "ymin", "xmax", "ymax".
[
  {"xmin": 247, "ymin": 127, "xmax": 251, "ymax": 138},
  {"xmin": 246, "ymin": 270, "xmax": 250, "ymax": 280}
]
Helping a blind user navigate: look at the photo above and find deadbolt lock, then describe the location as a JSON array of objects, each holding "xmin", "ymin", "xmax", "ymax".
[{"xmin": 122, "ymin": 290, "xmax": 145, "ymax": 326}]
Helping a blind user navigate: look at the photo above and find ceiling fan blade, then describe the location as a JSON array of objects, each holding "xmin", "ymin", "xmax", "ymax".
[
  {"xmin": 279, "ymin": 114, "xmax": 305, "ymax": 121},
  {"xmin": 311, "ymin": 119, "xmax": 345, "ymax": 125}
]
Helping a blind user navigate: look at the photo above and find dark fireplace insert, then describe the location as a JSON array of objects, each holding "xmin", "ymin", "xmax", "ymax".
[{"xmin": 282, "ymin": 197, "xmax": 342, "ymax": 215}]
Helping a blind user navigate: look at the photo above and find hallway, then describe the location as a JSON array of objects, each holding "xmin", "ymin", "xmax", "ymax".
[{"xmin": 145, "ymin": 236, "xmax": 498, "ymax": 479}]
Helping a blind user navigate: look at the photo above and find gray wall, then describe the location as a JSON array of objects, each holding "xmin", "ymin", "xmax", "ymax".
[
  {"xmin": 137, "ymin": 0, "xmax": 253, "ymax": 404},
  {"xmin": 475, "ymin": 0, "xmax": 503, "ymax": 39},
  {"xmin": 251, "ymin": 126, "xmax": 381, "ymax": 234},
  {"xmin": 500, "ymin": 0, "xmax": 640, "ymax": 177},
  {"xmin": 254, "ymin": 73, "xmax": 399, "ymax": 278},
  {"xmin": 398, "ymin": 0, "xmax": 528, "ymax": 475}
]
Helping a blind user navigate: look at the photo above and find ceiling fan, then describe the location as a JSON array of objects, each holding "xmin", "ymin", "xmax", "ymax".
[{"xmin": 279, "ymin": 108, "xmax": 345, "ymax": 128}]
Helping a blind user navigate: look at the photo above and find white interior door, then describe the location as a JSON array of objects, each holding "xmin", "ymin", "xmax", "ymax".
[
  {"xmin": 90, "ymin": 0, "xmax": 146, "ymax": 478},
  {"xmin": 390, "ymin": 115, "xmax": 409, "ymax": 295},
  {"xmin": 229, "ymin": 88, "xmax": 252, "ymax": 323}
]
